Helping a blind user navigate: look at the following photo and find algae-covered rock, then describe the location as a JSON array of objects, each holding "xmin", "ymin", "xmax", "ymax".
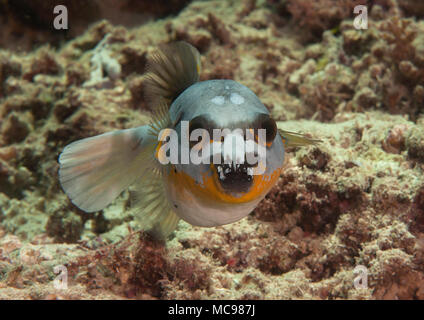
[{"xmin": 406, "ymin": 127, "xmax": 424, "ymax": 162}]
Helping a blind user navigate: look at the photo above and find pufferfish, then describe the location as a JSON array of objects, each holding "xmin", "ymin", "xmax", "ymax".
[{"xmin": 58, "ymin": 41, "xmax": 320, "ymax": 239}]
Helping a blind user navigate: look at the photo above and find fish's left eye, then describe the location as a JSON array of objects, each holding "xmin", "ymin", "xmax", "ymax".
[
  {"xmin": 189, "ymin": 115, "xmax": 215, "ymax": 148},
  {"xmin": 254, "ymin": 114, "xmax": 277, "ymax": 144}
]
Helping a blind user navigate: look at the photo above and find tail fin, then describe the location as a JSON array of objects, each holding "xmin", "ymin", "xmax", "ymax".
[
  {"xmin": 144, "ymin": 41, "xmax": 201, "ymax": 107},
  {"xmin": 58, "ymin": 126, "xmax": 156, "ymax": 212},
  {"xmin": 279, "ymin": 129, "xmax": 322, "ymax": 148}
]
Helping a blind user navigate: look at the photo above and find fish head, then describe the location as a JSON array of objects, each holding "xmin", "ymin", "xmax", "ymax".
[{"xmin": 164, "ymin": 79, "xmax": 285, "ymax": 226}]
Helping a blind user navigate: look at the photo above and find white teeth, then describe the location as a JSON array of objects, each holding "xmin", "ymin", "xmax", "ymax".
[
  {"xmin": 216, "ymin": 165, "xmax": 226, "ymax": 180},
  {"xmin": 219, "ymin": 170, "xmax": 226, "ymax": 180}
]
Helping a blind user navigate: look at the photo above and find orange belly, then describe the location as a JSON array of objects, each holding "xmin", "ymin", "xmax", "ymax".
[{"xmin": 166, "ymin": 164, "xmax": 281, "ymax": 207}]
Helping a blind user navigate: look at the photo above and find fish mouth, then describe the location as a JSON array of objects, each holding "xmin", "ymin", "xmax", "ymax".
[{"xmin": 214, "ymin": 162, "xmax": 255, "ymax": 193}]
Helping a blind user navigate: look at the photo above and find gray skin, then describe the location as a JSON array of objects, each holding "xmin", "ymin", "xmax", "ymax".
[{"xmin": 162, "ymin": 79, "xmax": 285, "ymax": 227}]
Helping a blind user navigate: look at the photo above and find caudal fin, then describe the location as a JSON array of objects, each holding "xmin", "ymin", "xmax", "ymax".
[
  {"xmin": 58, "ymin": 126, "xmax": 155, "ymax": 212},
  {"xmin": 144, "ymin": 41, "xmax": 201, "ymax": 107}
]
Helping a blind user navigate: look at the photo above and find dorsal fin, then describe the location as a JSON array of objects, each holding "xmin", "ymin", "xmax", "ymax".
[{"xmin": 144, "ymin": 41, "xmax": 201, "ymax": 108}]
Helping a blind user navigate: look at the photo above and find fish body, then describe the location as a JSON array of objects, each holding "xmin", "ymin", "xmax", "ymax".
[{"xmin": 59, "ymin": 41, "xmax": 319, "ymax": 238}]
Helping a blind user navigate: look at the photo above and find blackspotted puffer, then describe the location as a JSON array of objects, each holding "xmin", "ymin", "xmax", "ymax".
[{"xmin": 58, "ymin": 41, "xmax": 320, "ymax": 238}]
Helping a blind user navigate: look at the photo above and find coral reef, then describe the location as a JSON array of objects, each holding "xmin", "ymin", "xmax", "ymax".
[{"xmin": 0, "ymin": 0, "xmax": 424, "ymax": 299}]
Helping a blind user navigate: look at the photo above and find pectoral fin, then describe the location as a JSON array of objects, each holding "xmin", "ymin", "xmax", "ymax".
[
  {"xmin": 131, "ymin": 169, "xmax": 180, "ymax": 240},
  {"xmin": 279, "ymin": 129, "xmax": 322, "ymax": 148},
  {"xmin": 58, "ymin": 125, "xmax": 156, "ymax": 212}
]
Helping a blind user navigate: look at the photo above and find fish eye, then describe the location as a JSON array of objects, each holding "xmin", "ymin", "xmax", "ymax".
[
  {"xmin": 188, "ymin": 115, "xmax": 206, "ymax": 135},
  {"xmin": 188, "ymin": 115, "xmax": 213, "ymax": 148},
  {"xmin": 189, "ymin": 114, "xmax": 216, "ymax": 137},
  {"xmin": 254, "ymin": 114, "xmax": 277, "ymax": 144}
]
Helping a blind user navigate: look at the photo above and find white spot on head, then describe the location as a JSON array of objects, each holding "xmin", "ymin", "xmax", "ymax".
[
  {"xmin": 211, "ymin": 95, "xmax": 225, "ymax": 105},
  {"xmin": 230, "ymin": 92, "xmax": 245, "ymax": 105}
]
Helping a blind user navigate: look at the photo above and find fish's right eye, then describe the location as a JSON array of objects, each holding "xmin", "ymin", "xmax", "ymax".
[
  {"xmin": 189, "ymin": 116, "xmax": 206, "ymax": 135},
  {"xmin": 188, "ymin": 115, "xmax": 212, "ymax": 148}
]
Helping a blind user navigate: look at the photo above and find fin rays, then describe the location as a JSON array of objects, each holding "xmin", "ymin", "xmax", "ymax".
[
  {"xmin": 144, "ymin": 41, "xmax": 201, "ymax": 108},
  {"xmin": 59, "ymin": 41, "xmax": 200, "ymax": 238},
  {"xmin": 58, "ymin": 127, "xmax": 156, "ymax": 212},
  {"xmin": 279, "ymin": 129, "xmax": 322, "ymax": 148},
  {"xmin": 131, "ymin": 168, "xmax": 180, "ymax": 239}
]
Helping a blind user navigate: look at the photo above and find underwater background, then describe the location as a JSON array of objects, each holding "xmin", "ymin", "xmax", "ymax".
[{"xmin": 0, "ymin": 0, "xmax": 424, "ymax": 299}]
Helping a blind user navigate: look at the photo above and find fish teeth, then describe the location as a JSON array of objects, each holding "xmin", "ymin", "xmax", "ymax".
[{"xmin": 219, "ymin": 170, "xmax": 226, "ymax": 180}]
